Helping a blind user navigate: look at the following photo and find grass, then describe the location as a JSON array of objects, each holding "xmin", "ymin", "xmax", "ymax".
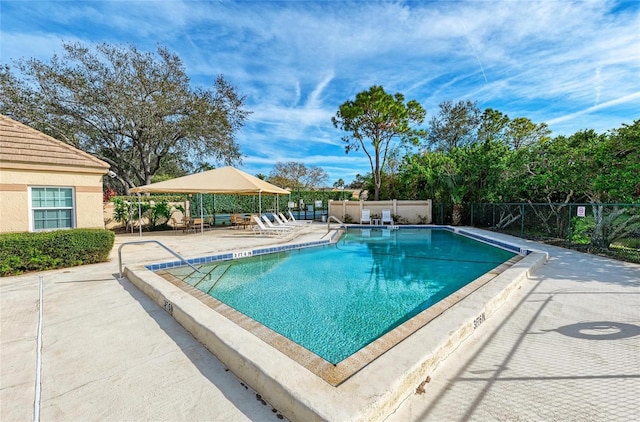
[{"xmin": 607, "ymin": 238, "xmax": 640, "ymax": 264}]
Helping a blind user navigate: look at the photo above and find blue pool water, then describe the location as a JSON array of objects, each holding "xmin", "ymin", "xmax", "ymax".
[{"xmin": 163, "ymin": 228, "xmax": 516, "ymax": 364}]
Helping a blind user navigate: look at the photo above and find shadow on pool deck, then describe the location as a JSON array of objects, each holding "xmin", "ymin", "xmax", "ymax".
[
  {"xmin": 386, "ymin": 236, "xmax": 640, "ymax": 422},
  {"xmin": 1, "ymin": 225, "xmax": 638, "ymax": 421},
  {"xmin": 115, "ymin": 274, "xmax": 289, "ymax": 419}
]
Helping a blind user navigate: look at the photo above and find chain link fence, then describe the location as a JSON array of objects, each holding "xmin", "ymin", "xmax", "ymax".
[{"xmin": 433, "ymin": 203, "xmax": 640, "ymax": 255}]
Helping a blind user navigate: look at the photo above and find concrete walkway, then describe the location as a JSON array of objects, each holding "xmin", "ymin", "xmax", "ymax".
[
  {"xmin": 1, "ymin": 226, "xmax": 638, "ymax": 421},
  {"xmin": 387, "ymin": 231, "xmax": 640, "ymax": 421}
]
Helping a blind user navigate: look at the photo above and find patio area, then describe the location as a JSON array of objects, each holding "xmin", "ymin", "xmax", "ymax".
[{"xmin": 1, "ymin": 225, "xmax": 638, "ymax": 421}]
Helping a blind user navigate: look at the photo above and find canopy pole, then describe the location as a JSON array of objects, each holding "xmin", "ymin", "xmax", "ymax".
[
  {"xmin": 259, "ymin": 191, "xmax": 262, "ymax": 215},
  {"xmin": 137, "ymin": 194, "xmax": 142, "ymax": 237},
  {"xmin": 200, "ymin": 194, "xmax": 204, "ymax": 235}
]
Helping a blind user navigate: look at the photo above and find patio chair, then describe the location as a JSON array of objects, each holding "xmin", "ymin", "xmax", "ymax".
[
  {"xmin": 274, "ymin": 213, "xmax": 305, "ymax": 228},
  {"xmin": 230, "ymin": 213, "xmax": 244, "ymax": 229},
  {"xmin": 192, "ymin": 217, "xmax": 211, "ymax": 232},
  {"xmin": 361, "ymin": 209, "xmax": 371, "ymax": 225},
  {"xmin": 252, "ymin": 215, "xmax": 286, "ymax": 236},
  {"xmin": 283, "ymin": 211, "xmax": 311, "ymax": 224},
  {"xmin": 170, "ymin": 217, "xmax": 187, "ymax": 233},
  {"xmin": 262, "ymin": 214, "xmax": 296, "ymax": 231},
  {"xmin": 381, "ymin": 210, "xmax": 394, "ymax": 226},
  {"xmin": 181, "ymin": 216, "xmax": 195, "ymax": 233}
]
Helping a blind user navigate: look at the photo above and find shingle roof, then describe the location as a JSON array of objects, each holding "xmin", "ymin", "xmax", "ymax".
[{"xmin": 0, "ymin": 114, "xmax": 109, "ymax": 171}]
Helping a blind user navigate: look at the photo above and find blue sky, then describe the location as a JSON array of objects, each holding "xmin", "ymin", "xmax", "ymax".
[{"xmin": 1, "ymin": 0, "xmax": 639, "ymax": 185}]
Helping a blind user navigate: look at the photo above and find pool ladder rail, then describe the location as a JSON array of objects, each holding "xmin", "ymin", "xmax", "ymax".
[
  {"xmin": 118, "ymin": 240, "xmax": 203, "ymax": 279},
  {"xmin": 326, "ymin": 215, "xmax": 345, "ymax": 232},
  {"xmin": 188, "ymin": 263, "xmax": 231, "ymax": 294}
]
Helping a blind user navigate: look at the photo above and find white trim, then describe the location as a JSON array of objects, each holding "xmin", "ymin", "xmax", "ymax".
[{"xmin": 28, "ymin": 186, "xmax": 76, "ymax": 231}]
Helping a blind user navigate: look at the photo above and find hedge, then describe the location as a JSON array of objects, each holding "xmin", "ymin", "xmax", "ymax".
[
  {"xmin": 112, "ymin": 190, "xmax": 355, "ymax": 215},
  {"xmin": 0, "ymin": 229, "xmax": 115, "ymax": 276}
]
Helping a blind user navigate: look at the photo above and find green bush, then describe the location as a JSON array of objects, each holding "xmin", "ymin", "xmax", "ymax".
[
  {"xmin": 0, "ymin": 229, "xmax": 115, "ymax": 276},
  {"xmin": 569, "ymin": 216, "xmax": 593, "ymax": 245}
]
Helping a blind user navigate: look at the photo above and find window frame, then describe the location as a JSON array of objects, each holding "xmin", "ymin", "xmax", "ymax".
[{"xmin": 29, "ymin": 186, "xmax": 76, "ymax": 231}]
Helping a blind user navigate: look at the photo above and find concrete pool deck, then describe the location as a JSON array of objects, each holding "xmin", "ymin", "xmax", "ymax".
[{"xmin": 2, "ymin": 225, "xmax": 639, "ymax": 421}]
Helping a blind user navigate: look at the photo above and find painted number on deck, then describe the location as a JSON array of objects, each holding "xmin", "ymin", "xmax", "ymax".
[{"xmin": 473, "ymin": 313, "xmax": 486, "ymax": 329}]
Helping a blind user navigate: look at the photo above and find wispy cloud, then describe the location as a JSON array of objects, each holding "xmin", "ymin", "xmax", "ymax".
[
  {"xmin": 1, "ymin": 0, "xmax": 638, "ymax": 183},
  {"xmin": 547, "ymin": 92, "xmax": 640, "ymax": 125}
]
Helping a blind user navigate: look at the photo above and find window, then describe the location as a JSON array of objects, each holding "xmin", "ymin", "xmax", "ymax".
[{"xmin": 30, "ymin": 187, "xmax": 75, "ymax": 230}]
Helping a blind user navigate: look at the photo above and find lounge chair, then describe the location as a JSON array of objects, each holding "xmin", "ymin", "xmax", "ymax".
[
  {"xmin": 361, "ymin": 209, "xmax": 371, "ymax": 225},
  {"xmin": 283, "ymin": 211, "xmax": 311, "ymax": 224},
  {"xmin": 381, "ymin": 210, "xmax": 394, "ymax": 226},
  {"xmin": 252, "ymin": 216, "xmax": 285, "ymax": 236},
  {"xmin": 273, "ymin": 213, "xmax": 296, "ymax": 227},
  {"xmin": 262, "ymin": 214, "xmax": 296, "ymax": 231}
]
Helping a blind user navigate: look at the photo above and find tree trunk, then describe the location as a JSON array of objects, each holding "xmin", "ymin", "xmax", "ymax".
[
  {"xmin": 590, "ymin": 204, "xmax": 607, "ymax": 249},
  {"xmin": 452, "ymin": 203, "xmax": 462, "ymax": 226}
]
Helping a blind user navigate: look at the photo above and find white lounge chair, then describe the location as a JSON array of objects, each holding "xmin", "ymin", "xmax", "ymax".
[
  {"xmin": 381, "ymin": 210, "xmax": 394, "ymax": 225},
  {"xmin": 252, "ymin": 216, "xmax": 286, "ymax": 236},
  {"xmin": 273, "ymin": 213, "xmax": 302, "ymax": 228},
  {"xmin": 279, "ymin": 212, "xmax": 310, "ymax": 225},
  {"xmin": 262, "ymin": 215, "xmax": 296, "ymax": 231},
  {"xmin": 361, "ymin": 209, "xmax": 371, "ymax": 225},
  {"xmin": 287, "ymin": 210, "xmax": 312, "ymax": 224}
]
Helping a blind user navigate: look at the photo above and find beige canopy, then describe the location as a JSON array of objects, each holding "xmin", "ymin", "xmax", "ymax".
[
  {"xmin": 130, "ymin": 167, "xmax": 289, "ymax": 234},
  {"xmin": 130, "ymin": 166, "xmax": 290, "ymax": 195}
]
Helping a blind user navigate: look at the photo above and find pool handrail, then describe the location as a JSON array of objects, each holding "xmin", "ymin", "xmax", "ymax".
[
  {"xmin": 327, "ymin": 215, "xmax": 344, "ymax": 232},
  {"xmin": 118, "ymin": 240, "xmax": 203, "ymax": 278}
]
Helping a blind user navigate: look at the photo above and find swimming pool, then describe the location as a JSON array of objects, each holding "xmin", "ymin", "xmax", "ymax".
[
  {"xmin": 126, "ymin": 226, "xmax": 544, "ymax": 421},
  {"xmin": 159, "ymin": 228, "xmax": 516, "ymax": 364}
]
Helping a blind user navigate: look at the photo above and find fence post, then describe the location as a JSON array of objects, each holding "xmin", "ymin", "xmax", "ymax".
[
  {"xmin": 520, "ymin": 203, "xmax": 525, "ymax": 238},
  {"xmin": 492, "ymin": 204, "xmax": 496, "ymax": 229},
  {"xmin": 567, "ymin": 204, "xmax": 573, "ymax": 247},
  {"xmin": 470, "ymin": 203, "xmax": 474, "ymax": 226}
]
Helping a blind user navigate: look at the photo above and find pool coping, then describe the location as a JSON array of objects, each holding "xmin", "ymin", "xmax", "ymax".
[
  {"xmin": 125, "ymin": 227, "xmax": 548, "ymax": 421},
  {"xmin": 155, "ymin": 247, "xmax": 524, "ymax": 387}
]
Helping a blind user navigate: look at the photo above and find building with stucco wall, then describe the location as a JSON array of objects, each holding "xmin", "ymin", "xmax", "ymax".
[{"xmin": 0, "ymin": 114, "xmax": 110, "ymax": 233}]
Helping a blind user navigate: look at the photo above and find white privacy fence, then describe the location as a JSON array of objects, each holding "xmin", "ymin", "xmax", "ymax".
[{"xmin": 328, "ymin": 199, "xmax": 432, "ymax": 224}]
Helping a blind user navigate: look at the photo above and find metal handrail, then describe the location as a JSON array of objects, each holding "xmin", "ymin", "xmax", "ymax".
[
  {"xmin": 118, "ymin": 240, "xmax": 203, "ymax": 278},
  {"xmin": 327, "ymin": 215, "xmax": 344, "ymax": 232}
]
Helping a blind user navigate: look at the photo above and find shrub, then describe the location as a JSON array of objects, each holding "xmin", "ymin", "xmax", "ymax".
[
  {"xmin": 146, "ymin": 201, "xmax": 184, "ymax": 231},
  {"xmin": 0, "ymin": 229, "xmax": 115, "ymax": 276}
]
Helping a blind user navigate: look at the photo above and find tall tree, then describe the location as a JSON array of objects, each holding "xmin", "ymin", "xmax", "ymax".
[
  {"xmin": 478, "ymin": 108, "xmax": 510, "ymax": 144},
  {"xmin": 0, "ymin": 42, "xmax": 250, "ymax": 194},
  {"xmin": 569, "ymin": 125, "xmax": 640, "ymax": 248},
  {"xmin": 590, "ymin": 121, "xmax": 640, "ymax": 203},
  {"xmin": 332, "ymin": 85, "xmax": 426, "ymax": 200},
  {"xmin": 267, "ymin": 161, "xmax": 329, "ymax": 189},
  {"xmin": 346, "ymin": 173, "xmax": 370, "ymax": 190},
  {"xmin": 379, "ymin": 145, "xmax": 403, "ymax": 199},
  {"xmin": 505, "ymin": 117, "xmax": 551, "ymax": 150},
  {"xmin": 426, "ymin": 100, "xmax": 480, "ymax": 152}
]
